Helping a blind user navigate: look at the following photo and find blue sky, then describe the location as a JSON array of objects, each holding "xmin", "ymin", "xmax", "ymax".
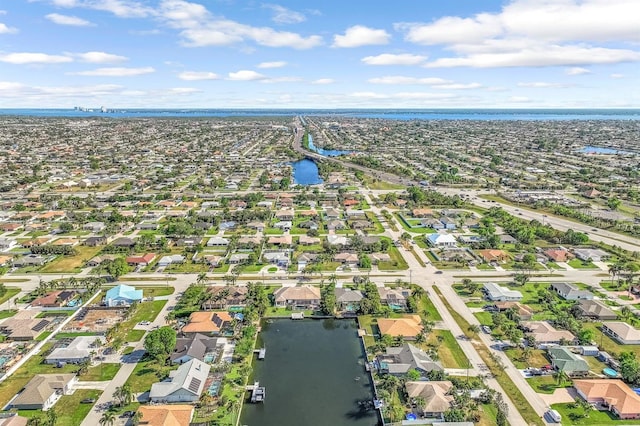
[{"xmin": 0, "ymin": 0, "xmax": 638, "ymax": 108}]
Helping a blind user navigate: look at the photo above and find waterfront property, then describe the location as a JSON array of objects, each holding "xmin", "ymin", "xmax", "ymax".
[{"xmin": 240, "ymin": 319, "xmax": 379, "ymax": 426}]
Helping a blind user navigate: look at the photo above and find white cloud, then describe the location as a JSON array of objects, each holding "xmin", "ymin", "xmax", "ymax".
[
  {"xmin": 368, "ymin": 75, "xmax": 481, "ymax": 90},
  {"xmin": 397, "ymin": 0, "xmax": 640, "ymax": 68},
  {"xmin": 227, "ymin": 70, "xmax": 266, "ymax": 81},
  {"xmin": 257, "ymin": 61, "xmax": 287, "ymax": 69},
  {"xmin": 610, "ymin": 73, "xmax": 624, "ymax": 78},
  {"xmin": 517, "ymin": 82, "xmax": 569, "ymax": 88},
  {"xmin": 0, "ymin": 22, "xmax": 18, "ymax": 34},
  {"xmin": 332, "ymin": 25, "xmax": 390, "ymax": 48},
  {"xmin": 264, "ymin": 4, "xmax": 306, "ymax": 24},
  {"xmin": 395, "ymin": 14, "xmax": 501, "ymax": 45},
  {"xmin": 159, "ymin": 0, "xmax": 322, "ymax": 49},
  {"xmin": 424, "ymin": 45, "xmax": 640, "ymax": 68},
  {"xmin": 361, "ymin": 53, "xmax": 427, "ymax": 66},
  {"xmin": 261, "ymin": 76, "xmax": 303, "ymax": 83},
  {"xmin": 168, "ymin": 87, "xmax": 200, "ymax": 94},
  {"xmin": 0, "ymin": 52, "xmax": 72, "ymax": 64},
  {"xmin": 368, "ymin": 76, "xmax": 450, "ymax": 85},
  {"xmin": 312, "ymin": 78, "xmax": 335, "ymax": 84},
  {"xmin": 51, "ymin": 0, "xmax": 154, "ymax": 18},
  {"xmin": 565, "ymin": 67, "xmax": 591, "ymax": 75},
  {"xmin": 45, "ymin": 13, "xmax": 94, "ymax": 26},
  {"xmin": 72, "ymin": 67, "xmax": 155, "ymax": 76},
  {"xmin": 74, "ymin": 51, "xmax": 128, "ymax": 63},
  {"xmin": 178, "ymin": 71, "xmax": 219, "ymax": 81}
]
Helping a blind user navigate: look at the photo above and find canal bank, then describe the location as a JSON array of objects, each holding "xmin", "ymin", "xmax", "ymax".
[{"xmin": 240, "ymin": 318, "xmax": 380, "ymax": 426}]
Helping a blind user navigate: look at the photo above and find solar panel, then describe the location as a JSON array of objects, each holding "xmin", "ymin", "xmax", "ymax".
[
  {"xmin": 187, "ymin": 377, "xmax": 202, "ymax": 393},
  {"xmin": 32, "ymin": 320, "xmax": 49, "ymax": 332}
]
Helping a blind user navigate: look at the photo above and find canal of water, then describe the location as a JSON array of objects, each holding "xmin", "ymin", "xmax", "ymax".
[{"xmin": 240, "ymin": 318, "xmax": 380, "ymax": 426}]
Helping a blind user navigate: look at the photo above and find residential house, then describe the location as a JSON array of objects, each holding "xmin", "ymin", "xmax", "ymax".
[
  {"xmin": 296, "ymin": 253, "xmax": 318, "ymax": 270},
  {"xmin": 126, "ymin": 253, "xmax": 156, "ymax": 267},
  {"xmin": 182, "ymin": 311, "xmax": 233, "ymax": 335},
  {"xmin": 544, "ymin": 248, "xmax": 574, "ymax": 263},
  {"xmin": 273, "ymin": 285, "xmax": 321, "ymax": 309},
  {"xmin": 11, "ymin": 374, "xmax": 76, "ymax": 411},
  {"xmin": 483, "ymin": 282, "xmax": 523, "ymax": 301},
  {"xmin": 111, "ymin": 237, "xmax": 136, "ymax": 249},
  {"xmin": 326, "ymin": 220, "xmax": 346, "ymax": 230},
  {"xmin": 493, "ymin": 302, "xmax": 534, "ymax": 320},
  {"xmin": 577, "ymin": 300, "xmax": 617, "ymax": 320},
  {"xmin": 13, "ymin": 255, "xmax": 48, "ymax": 268},
  {"xmin": 201, "ymin": 286, "xmax": 247, "ymax": 310},
  {"xmin": 378, "ymin": 287, "xmax": 410, "ymax": 309},
  {"xmin": 263, "ymin": 251, "xmax": 290, "ymax": 268},
  {"xmin": 422, "ymin": 218, "xmax": 445, "ymax": 230},
  {"xmin": 202, "ymin": 255, "xmax": 223, "ymax": 268},
  {"xmin": 573, "ymin": 248, "xmax": 610, "ymax": 262},
  {"xmin": 45, "ymin": 336, "xmax": 104, "ymax": 365},
  {"xmin": 207, "ymin": 237, "xmax": 229, "ymax": 247},
  {"xmin": 574, "ymin": 379, "xmax": 640, "ymax": 420},
  {"xmin": 84, "ymin": 236, "xmax": 107, "ymax": 247},
  {"xmin": 327, "ymin": 234, "xmax": 349, "ymax": 246},
  {"xmin": 157, "ymin": 255, "xmax": 185, "ymax": 267},
  {"xmin": 31, "ymin": 291, "xmax": 76, "ymax": 308},
  {"xmin": 551, "ymin": 282, "xmax": 594, "ymax": 300},
  {"xmin": 522, "ymin": 321, "xmax": 576, "ymax": 346},
  {"xmin": 105, "ymin": 284, "xmax": 143, "ymax": 307},
  {"xmin": 82, "ymin": 222, "xmax": 105, "ymax": 233},
  {"xmin": 498, "ymin": 234, "xmax": 517, "ymax": 244},
  {"xmin": 298, "ymin": 235, "xmax": 320, "ymax": 246},
  {"xmin": 171, "ymin": 333, "xmax": 227, "ymax": 364},
  {"xmin": 427, "ymin": 233, "xmax": 457, "ymax": 248},
  {"xmin": 602, "ymin": 322, "xmax": 640, "ymax": 345},
  {"xmin": 275, "ymin": 210, "xmax": 294, "ymax": 221},
  {"xmin": 273, "ymin": 221, "xmax": 292, "ymax": 231},
  {"xmin": 405, "ymin": 381, "xmax": 453, "ymax": 420},
  {"xmin": 412, "ymin": 208, "xmax": 434, "ymax": 218},
  {"xmin": 377, "ymin": 343, "xmax": 443, "ymax": 375},
  {"xmin": 548, "ymin": 347, "xmax": 589, "ymax": 376},
  {"xmin": 439, "ymin": 217, "xmax": 456, "ymax": 230},
  {"xmin": 324, "ymin": 208, "xmax": 342, "ymax": 219},
  {"xmin": 345, "ymin": 210, "xmax": 366, "ymax": 219},
  {"xmin": 237, "ymin": 235, "xmax": 262, "ymax": 247},
  {"xmin": 246, "ymin": 221, "xmax": 266, "ymax": 232},
  {"xmin": 335, "ymin": 288, "xmax": 363, "ymax": 313},
  {"xmin": 298, "ymin": 220, "xmax": 319, "ymax": 230},
  {"xmin": 267, "ymin": 235, "xmax": 293, "ymax": 246},
  {"xmin": 149, "ymin": 359, "xmax": 210, "ymax": 403},
  {"xmin": 334, "ymin": 252, "xmax": 359, "ymax": 266},
  {"xmin": 228, "ymin": 253, "xmax": 250, "ymax": 264},
  {"xmin": 377, "ymin": 315, "xmax": 423, "ymax": 339},
  {"xmin": 0, "ymin": 238, "xmax": 18, "ymax": 251},
  {"xmin": 478, "ymin": 249, "xmax": 510, "ymax": 263},
  {"xmin": 370, "ymin": 252, "xmax": 391, "ymax": 264},
  {"xmin": 86, "ymin": 254, "xmax": 118, "ymax": 267},
  {"xmin": 137, "ymin": 405, "xmax": 195, "ymax": 426},
  {"xmin": 0, "ymin": 312, "xmax": 50, "ymax": 341}
]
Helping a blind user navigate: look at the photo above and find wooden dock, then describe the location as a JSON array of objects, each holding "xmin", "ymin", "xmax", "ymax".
[{"xmin": 253, "ymin": 348, "xmax": 266, "ymax": 360}]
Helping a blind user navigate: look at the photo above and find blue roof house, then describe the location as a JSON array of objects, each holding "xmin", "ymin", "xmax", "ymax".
[{"xmin": 105, "ymin": 284, "xmax": 143, "ymax": 307}]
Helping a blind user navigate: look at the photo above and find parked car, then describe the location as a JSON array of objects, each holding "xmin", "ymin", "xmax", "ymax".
[
  {"xmin": 80, "ymin": 398, "xmax": 96, "ymax": 404},
  {"xmin": 481, "ymin": 325, "xmax": 492, "ymax": 334}
]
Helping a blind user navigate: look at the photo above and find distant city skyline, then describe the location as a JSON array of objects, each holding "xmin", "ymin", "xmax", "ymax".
[{"xmin": 0, "ymin": 0, "xmax": 638, "ymax": 108}]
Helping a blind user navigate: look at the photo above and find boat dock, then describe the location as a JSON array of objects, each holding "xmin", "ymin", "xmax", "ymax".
[
  {"xmin": 253, "ymin": 348, "xmax": 266, "ymax": 360},
  {"xmin": 246, "ymin": 381, "xmax": 266, "ymax": 403},
  {"xmin": 291, "ymin": 312, "xmax": 304, "ymax": 320}
]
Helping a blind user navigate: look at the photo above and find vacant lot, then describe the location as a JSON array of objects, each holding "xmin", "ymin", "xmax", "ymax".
[
  {"xmin": 65, "ymin": 307, "xmax": 127, "ymax": 333},
  {"xmin": 40, "ymin": 245, "xmax": 102, "ymax": 273}
]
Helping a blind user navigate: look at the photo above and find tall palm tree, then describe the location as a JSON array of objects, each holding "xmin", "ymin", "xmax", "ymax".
[{"xmin": 99, "ymin": 411, "xmax": 116, "ymax": 426}]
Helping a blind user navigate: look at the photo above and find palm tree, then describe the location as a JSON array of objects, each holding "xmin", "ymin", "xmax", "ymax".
[
  {"xmin": 131, "ymin": 411, "xmax": 143, "ymax": 426},
  {"xmin": 113, "ymin": 384, "xmax": 134, "ymax": 407},
  {"xmin": 99, "ymin": 411, "xmax": 116, "ymax": 426}
]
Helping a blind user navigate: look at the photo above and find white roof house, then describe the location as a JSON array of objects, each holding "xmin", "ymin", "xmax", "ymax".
[
  {"xmin": 427, "ymin": 233, "xmax": 457, "ymax": 248},
  {"xmin": 150, "ymin": 359, "xmax": 210, "ymax": 403},
  {"xmin": 483, "ymin": 282, "xmax": 523, "ymax": 301},
  {"xmin": 45, "ymin": 336, "xmax": 105, "ymax": 365}
]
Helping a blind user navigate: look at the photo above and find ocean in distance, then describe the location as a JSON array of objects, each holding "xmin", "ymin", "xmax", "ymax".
[{"xmin": 0, "ymin": 108, "xmax": 638, "ymax": 120}]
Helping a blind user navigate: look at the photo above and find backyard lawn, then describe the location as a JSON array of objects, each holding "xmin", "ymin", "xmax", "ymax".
[
  {"xmin": 39, "ymin": 245, "xmax": 102, "ymax": 273},
  {"xmin": 426, "ymin": 330, "xmax": 469, "ymax": 369},
  {"xmin": 552, "ymin": 403, "xmax": 640, "ymax": 425},
  {"xmin": 126, "ymin": 356, "xmax": 171, "ymax": 393},
  {"xmin": 527, "ymin": 375, "xmax": 567, "ymax": 394}
]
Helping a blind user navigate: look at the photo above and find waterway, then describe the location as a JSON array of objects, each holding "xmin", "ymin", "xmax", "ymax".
[
  {"xmin": 240, "ymin": 319, "xmax": 379, "ymax": 426},
  {"xmin": 307, "ymin": 134, "xmax": 352, "ymax": 157},
  {"xmin": 291, "ymin": 158, "xmax": 323, "ymax": 185}
]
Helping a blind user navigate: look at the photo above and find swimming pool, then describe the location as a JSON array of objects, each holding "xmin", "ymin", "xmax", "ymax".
[{"xmin": 603, "ymin": 367, "xmax": 619, "ymax": 378}]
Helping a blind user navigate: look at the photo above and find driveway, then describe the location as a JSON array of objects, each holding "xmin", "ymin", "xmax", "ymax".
[{"xmin": 540, "ymin": 387, "xmax": 578, "ymax": 405}]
